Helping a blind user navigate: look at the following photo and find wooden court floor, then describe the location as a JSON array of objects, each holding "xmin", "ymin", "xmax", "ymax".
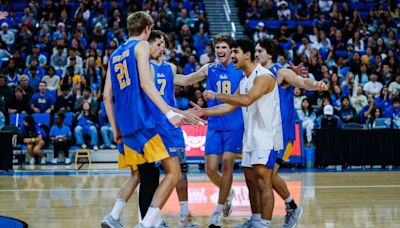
[{"xmin": 0, "ymin": 169, "xmax": 399, "ymax": 227}]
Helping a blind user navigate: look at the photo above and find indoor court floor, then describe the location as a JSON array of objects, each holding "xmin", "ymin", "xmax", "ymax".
[{"xmin": 0, "ymin": 165, "xmax": 399, "ymax": 227}]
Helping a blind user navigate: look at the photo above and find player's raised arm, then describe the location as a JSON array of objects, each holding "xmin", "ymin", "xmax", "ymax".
[
  {"xmin": 103, "ymin": 63, "xmax": 122, "ymax": 143},
  {"xmin": 174, "ymin": 63, "xmax": 208, "ymax": 86},
  {"xmin": 204, "ymin": 74, "xmax": 276, "ymax": 107},
  {"xmin": 278, "ymin": 68, "xmax": 328, "ymax": 91},
  {"xmin": 136, "ymin": 41, "xmax": 184, "ymax": 126}
]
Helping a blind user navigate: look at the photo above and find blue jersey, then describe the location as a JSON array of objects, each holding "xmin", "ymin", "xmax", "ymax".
[
  {"xmin": 268, "ymin": 64, "xmax": 296, "ymax": 144},
  {"xmin": 206, "ymin": 62, "xmax": 244, "ymax": 130},
  {"xmin": 109, "ymin": 39, "xmax": 156, "ymax": 136},
  {"xmin": 151, "ymin": 61, "xmax": 185, "ymax": 147}
]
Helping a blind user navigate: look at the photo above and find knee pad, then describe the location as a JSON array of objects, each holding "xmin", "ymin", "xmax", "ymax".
[{"xmin": 180, "ymin": 162, "xmax": 188, "ymax": 173}]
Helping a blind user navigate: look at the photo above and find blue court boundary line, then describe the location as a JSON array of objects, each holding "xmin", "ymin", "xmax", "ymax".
[{"xmin": 1, "ymin": 168, "xmax": 399, "ymax": 176}]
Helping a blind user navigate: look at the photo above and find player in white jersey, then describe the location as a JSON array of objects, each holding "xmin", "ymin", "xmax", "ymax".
[{"xmin": 193, "ymin": 38, "xmax": 282, "ymax": 228}]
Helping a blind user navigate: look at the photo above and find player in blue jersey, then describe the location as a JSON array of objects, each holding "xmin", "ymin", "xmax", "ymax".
[
  {"xmin": 102, "ymin": 11, "xmax": 196, "ymax": 228},
  {"xmin": 232, "ymin": 38, "xmax": 325, "ymax": 228},
  {"xmin": 174, "ymin": 33, "xmax": 244, "ymax": 226},
  {"xmin": 149, "ymin": 30, "xmax": 199, "ymax": 227}
]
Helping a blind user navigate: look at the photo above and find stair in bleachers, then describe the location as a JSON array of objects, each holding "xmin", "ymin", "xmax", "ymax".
[{"xmin": 203, "ymin": 0, "xmax": 246, "ymax": 39}]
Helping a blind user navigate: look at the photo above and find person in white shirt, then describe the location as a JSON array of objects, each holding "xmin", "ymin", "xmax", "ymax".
[
  {"xmin": 351, "ymin": 85, "xmax": 368, "ymax": 113},
  {"xmin": 388, "ymin": 74, "xmax": 400, "ymax": 96},
  {"xmin": 363, "ymin": 72, "xmax": 383, "ymax": 97},
  {"xmin": 42, "ymin": 66, "xmax": 60, "ymax": 93},
  {"xmin": 0, "ymin": 22, "xmax": 14, "ymax": 46}
]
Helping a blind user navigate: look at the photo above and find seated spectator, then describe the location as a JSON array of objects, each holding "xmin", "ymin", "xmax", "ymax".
[
  {"xmin": 30, "ymin": 81, "xmax": 55, "ymax": 113},
  {"xmin": 54, "ymin": 84, "xmax": 76, "ymax": 113},
  {"xmin": 277, "ymin": 1, "xmax": 291, "ymax": 20},
  {"xmin": 350, "ymin": 85, "xmax": 368, "ymax": 113},
  {"xmin": 297, "ymin": 98, "xmax": 316, "ymax": 147},
  {"xmin": 7, "ymin": 86, "xmax": 31, "ymax": 114},
  {"xmin": 199, "ymin": 44, "xmax": 212, "ymax": 66},
  {"xmin": 359, "ymin": 94, "xmax": 375, "ymax": 124},
  {"xmin": 50, "ymin": 45, "xmax": 68, "ymax": 72},
  {"xmin": 50, "ymin": 112, "xmax": 71, "ymax": 164},
  {"xmin": 375, "ymin": 86, "xmax": 391, "ymax": 111},
  {"xmin": 183, "ymin": 55, "xmax": 199, "ymax": 75},
  {"xmin": 41, "ymin": 66, "xmax": 60, "ymax": 97},
  {"xmin": 26, "ymin": 66, "xmax": 43, "ymax": 91},
  {"xmin": 331, "ymin": 85, "xmax": 343, "ymax": 110},
  {"xmin": 365, "ymin": 107, "xmax": 387, "ymax": 129},
  {"xmin": 294, "ymin": 2, "xmax": 310, "ymax": 20},
  {"xmin": 364, "ymin": 72, "xmax": 383, "ymax": 97},
  {"xmin": 74, "ymin": 86, "xmax": 98, "ymax": 115},
  {"xmin": 388, "ymin": 74, "xmax": 400, "ymax": 96},
  {"xmin": 384, "ymin": 97, "xmax": 400, "ymax": 128},
  {"xmin": 3, "ymin": 58, "xmax": 20, "ymax": 87},
  {"xmin": 18, "ymin": 75, "xmax": 34, "ymax": 98},
  {"xmin": 0, "ymin": 22, "xmax": 15, "ymax": 46},
  {"xmin": 12, "ymin": 115, "xmax": 46, "ymax": 165},
  {"xmin": 25, "ymin": 45, "xmax": 47, "ymax": 67},
  {"xmin": 339, "ymin": 96, "xmax": 357, "ymax": 123},
  {"xmin": 0, "ymin": 75, "xmax": 13, "ymax": 103},
  {"xmin": 253, "ymin": 22, "xmax": 272, "ymax": 42},
  {"xmin": 74, "ymin": 101, "xmax": 99, "ymax": 150},
  {"xmin": 315, "ymin": 104, "xmax": 343, "ymax": 129},
  {"xmin": 293, "ymin": 87, "xmax": 306, "ymax": 110},
  {"xmin": 99, "ymin": 102, "xmax": 116, "ymax": 149}
]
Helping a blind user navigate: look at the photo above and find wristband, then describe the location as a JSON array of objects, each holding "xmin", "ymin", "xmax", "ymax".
[{"xmin": 166, "ymin": 110, "xmax": 182, "ymax": 120}]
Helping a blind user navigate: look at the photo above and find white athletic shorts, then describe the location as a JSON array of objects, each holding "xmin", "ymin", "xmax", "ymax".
[{"xmin": 241, "ymin": 149, "xmax": 277, "ymax": 169}]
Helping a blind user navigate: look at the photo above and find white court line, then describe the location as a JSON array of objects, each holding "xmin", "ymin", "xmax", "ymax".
[{"xmin": 1, "ymin": 185, "xmax": 400, "ymax": 192}]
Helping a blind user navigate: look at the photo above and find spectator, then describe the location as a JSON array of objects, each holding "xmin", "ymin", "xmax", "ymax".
[
  {"xmin": 384, "ymin": 96, "xmax": 400, "ymax": 122},
  {"xmin": 331, "ymin": 85, "xmax": 343, "ymax": 110},
  {"xmin": 50, "ymin": 45, "xmax": 68, "ymax": 72},
  {"xmin": 18, "ymin": 75, "xmax": 34, "ymax": 98},
  {"xmin": 54, "ymin": 84, "xmax": 75, "ymax": 113},
  {"xmin": 253, "ymin": 22, "xmax": 271, "ymax": 42},
  {"xmin": 375, "ymin": 86, "xmax": 392, "ymax": 111},
  {"xmin": 7, "ymin": 86, "xmax": 30, "ymax": 114},
  {"xmin": 359, "ymin": 94, "xmax": 375, "ymax": 123},
  {"xmin": 347, "ymin": 30, "xmax": 364, "ymax": 52},
  {"xmin": 183, "ymin": 55, "xmax": 199, "ymax": 75},
  {"xmin": 388, "ymin": 74, "xmax": 400, "ymax": 96},
  {"xmin": 294, "ymin": 2, "xmax": 310, "ymax": 20},
  {"xmin": 293, "ymin": 87, "xmax": 306, "ymax": 110},
  {"xmin": 25, "ymin": 45, "xmax": 47, "ymax": 67},
  {"xmin": 363, "ymin": 72, "xmax": 383, "ymax": 97},
  {"xmin": 319, "ymin": 0, "xmax": 333, "ymax": 13},
  {"xmin": 74, "ymin": 101, "xmax": 99, "ymax": 150},
  {"xmin": 99, "ymin": 102, "xmax": 116, "ymax": 150},
  {"xmin": 12, "ymin": 115, "xmax": 46, "ymax": 165},
  {"xmin": 297, "ymin": 98, "xmax": 316, "ymax": 147},
  {"xmin": 50, "ymin": 112, "xmax": 71, "ymax": 164},
  {"xmin": 3, "ymin": 58, "xmax": 20, "ymax": 87},
  {"xmin": 339, "ymin": 96, "xmax": 357, "ymax": 123},
  {"xmin": 74, "ymin": 87, "xmax": 98, "ymax": 115},
  {"xmin": 41, "ymin": 66, "xmax": 60, "ymax": 97},
  {"xmin": 0, "ymin": 22, "xmax": 14, "ymax": 46},
  {"xmin": 277, "ymin": 1, "xmax": 291, "ymax": 20},
  {"xmin": 63, "ymin": 56, "xmax": 83, "ymax": 77},
  {"xmin": 355, "ymin": 63, "xmax": 369, "ymax": 85},
  {"xmin": 365, "ymin": 107, "xmax": 384, "ymax": 129},
  {"xmin": 30, "ymin": 81, "xmax": 55, "ymax": 113},
  {"xmin": 0, "ymin": 75, "xmax": 13, "ymax": 104},
  {"xmin": 199, "ymin": 44, "xmax": 212, "ymax": 66},
  {"xmin": 315, "ymin": 104, "xmax": 343, "ymax": 129},
  {"xmin": 297, "ymin": 37, "xmax": 313, "ymax": 58}
]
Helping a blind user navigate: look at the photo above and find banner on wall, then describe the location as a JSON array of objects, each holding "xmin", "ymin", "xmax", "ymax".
[{"xmin": 182, "ymin": 123, "xmax": 303, "ymax": 159}]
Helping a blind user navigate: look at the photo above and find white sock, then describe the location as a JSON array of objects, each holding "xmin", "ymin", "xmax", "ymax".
[
  {"xmin": 142, "ymin": 205, "xmax": 162, "ymax": 227},
  {"xmin": 179, "ymin": 201, "xmax": 189, "ymax": 216},
  {"xmin": 110, "ymin": 198, "xmax": 126, "ymax": 220},
  {"xmin": 285, "ymin": 195, "xmax": 293, "ymax": 204},
  {"xmin": 260, "ymin": 219, "xmax": 271, "ymax": 227},
  {"xmin": 214, "ymin": 204, "xmax": 224, "ymax": 214},
  {"xmin": 251, "ymin": 213, "xmax": 261, "ymax": 221}
]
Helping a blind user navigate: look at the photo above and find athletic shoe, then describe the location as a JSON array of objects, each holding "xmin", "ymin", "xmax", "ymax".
[
  {"xmin": 52, "ymin": 158, "xmax": 58, "ymax": 164},
  {"xmin": 110, "ymin": 144, "xmax": 117, "ymax": 149},
  {"xmin": 135, "ymin": 221, "xmax": 169, "ymax": 228},
  {"xmin": 282, "ymin": 205, "xmax": 303, "ymax": 228},
  {"xmin": 65, "ymin": 158, "xmax": 71, "ymax": 164},
  {"xmin": 29, "ymin": 158, "xmax": 35, "ymax": 165},
  {"xmin": 208, "ymin": 212, "xmax": 222, "ymax": 227},
  {"xmin": 40, "ymin": 157, "xmax": 46, "ymax": 164},
  {"xmin": 93, "ymin": 145, "xmax": 99, "ymax": 151},
  {"xmin": 178, "ymin": 212, "xmax": 200, "ymax": 227},
  {"xmin": 223, "ymin": 188, "xmax": 235, "ymax": 217},
  {"xmin": 81, "ymin": 144, "xmax": 87, "ymax": 149},
  {"xmin": 101, "ymin": 214, "xmax": 123, "ymax": 228}
]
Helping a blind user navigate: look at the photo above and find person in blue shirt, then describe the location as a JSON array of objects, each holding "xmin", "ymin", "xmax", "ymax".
[
  {"xmin": 174, "ymin": 33, "xmax": 244, "ymax": 226},
  {"xmin": 99, "ymin": 101, "xmax": 116, "ymax": 150},
  {"xmin": 12, "ymin": 115, "xmax": 46, "ymax": 165},
  {"xmin": 359, "ymin": 94, "xmax": 375, "ymax": 124},
  {"xmin": 30, "ymin": 81, "xmax": 55, "ymax": 113},
  {"xmin": 50, "ymin": 111, "xmax": 71, "ymax": 164},
  {"xmin": 375, "ymin": 86, "xmax": 391, "ymax": 111},
  {"xmin": 74, "ymin": 101, "xmax": 99, "ymax": 150},
  {"xmin": 384, "ymin": 96, "xmax": 400, "ymax": 128}
]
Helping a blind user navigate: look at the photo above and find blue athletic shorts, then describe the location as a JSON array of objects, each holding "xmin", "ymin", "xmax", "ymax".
[{"xmin": 205, "ymin": 129, "xmax": 243, "ymax": 155}]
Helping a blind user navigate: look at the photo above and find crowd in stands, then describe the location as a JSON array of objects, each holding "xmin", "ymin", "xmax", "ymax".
[
  {"xmin": 239, "ymin": 0, "xmax": 400, "ymax": 145},
  {"xmin": 0, "ymin": 0, "xmax": 211, "ymax": 164}
]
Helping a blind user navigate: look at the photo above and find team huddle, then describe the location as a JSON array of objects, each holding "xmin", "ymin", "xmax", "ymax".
[{"xmin": 101, "ymin": 11, "xmax": 327, "ymax": 228}]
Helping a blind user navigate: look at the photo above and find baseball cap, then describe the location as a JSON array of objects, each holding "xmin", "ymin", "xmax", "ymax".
[{"xmin": 323, "ymin": 105, "xmax": 334, "ymax": 115}]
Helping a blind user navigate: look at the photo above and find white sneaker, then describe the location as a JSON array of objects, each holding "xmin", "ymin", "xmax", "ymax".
[
  {"xmin": 209, "ymin": 212, "xmax": 222, "ymax": 227},
  {"xmin": 65, "ymin": 158, "xmax": 71, "ymax": 164},
  {"xmin": 40, "ymin": 157, "xmax": 46, "ymax": 164},
  {"xmin": 29, "ymin": 158, "xmax": 35, "ymax": 165},
  {"xmin": 109, "ymin": 144, "xmax": 117, "ymax": 149},
  {"xmin": 177, "ymin": 212, "xmax": 200, "ymax": 227},
  {"xmin": 81, "ymin": 144, "xmax": 87, "ymax": 149},
  {"xmin": 51, "ymin": 158, "xmax": 58, "ymax": 164},
  {"xmin": 223, "ymin": 189, "xmax": 235, "ymax": 217},
  {"xmin": 93, "ymin": 145, "xmax": 99, "ymax": 151}
]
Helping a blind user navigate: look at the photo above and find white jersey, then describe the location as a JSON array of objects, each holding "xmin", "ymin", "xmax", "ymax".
[{"xmin": 239, "ymin": 64, "xmax": 283, "ymax": 152}]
